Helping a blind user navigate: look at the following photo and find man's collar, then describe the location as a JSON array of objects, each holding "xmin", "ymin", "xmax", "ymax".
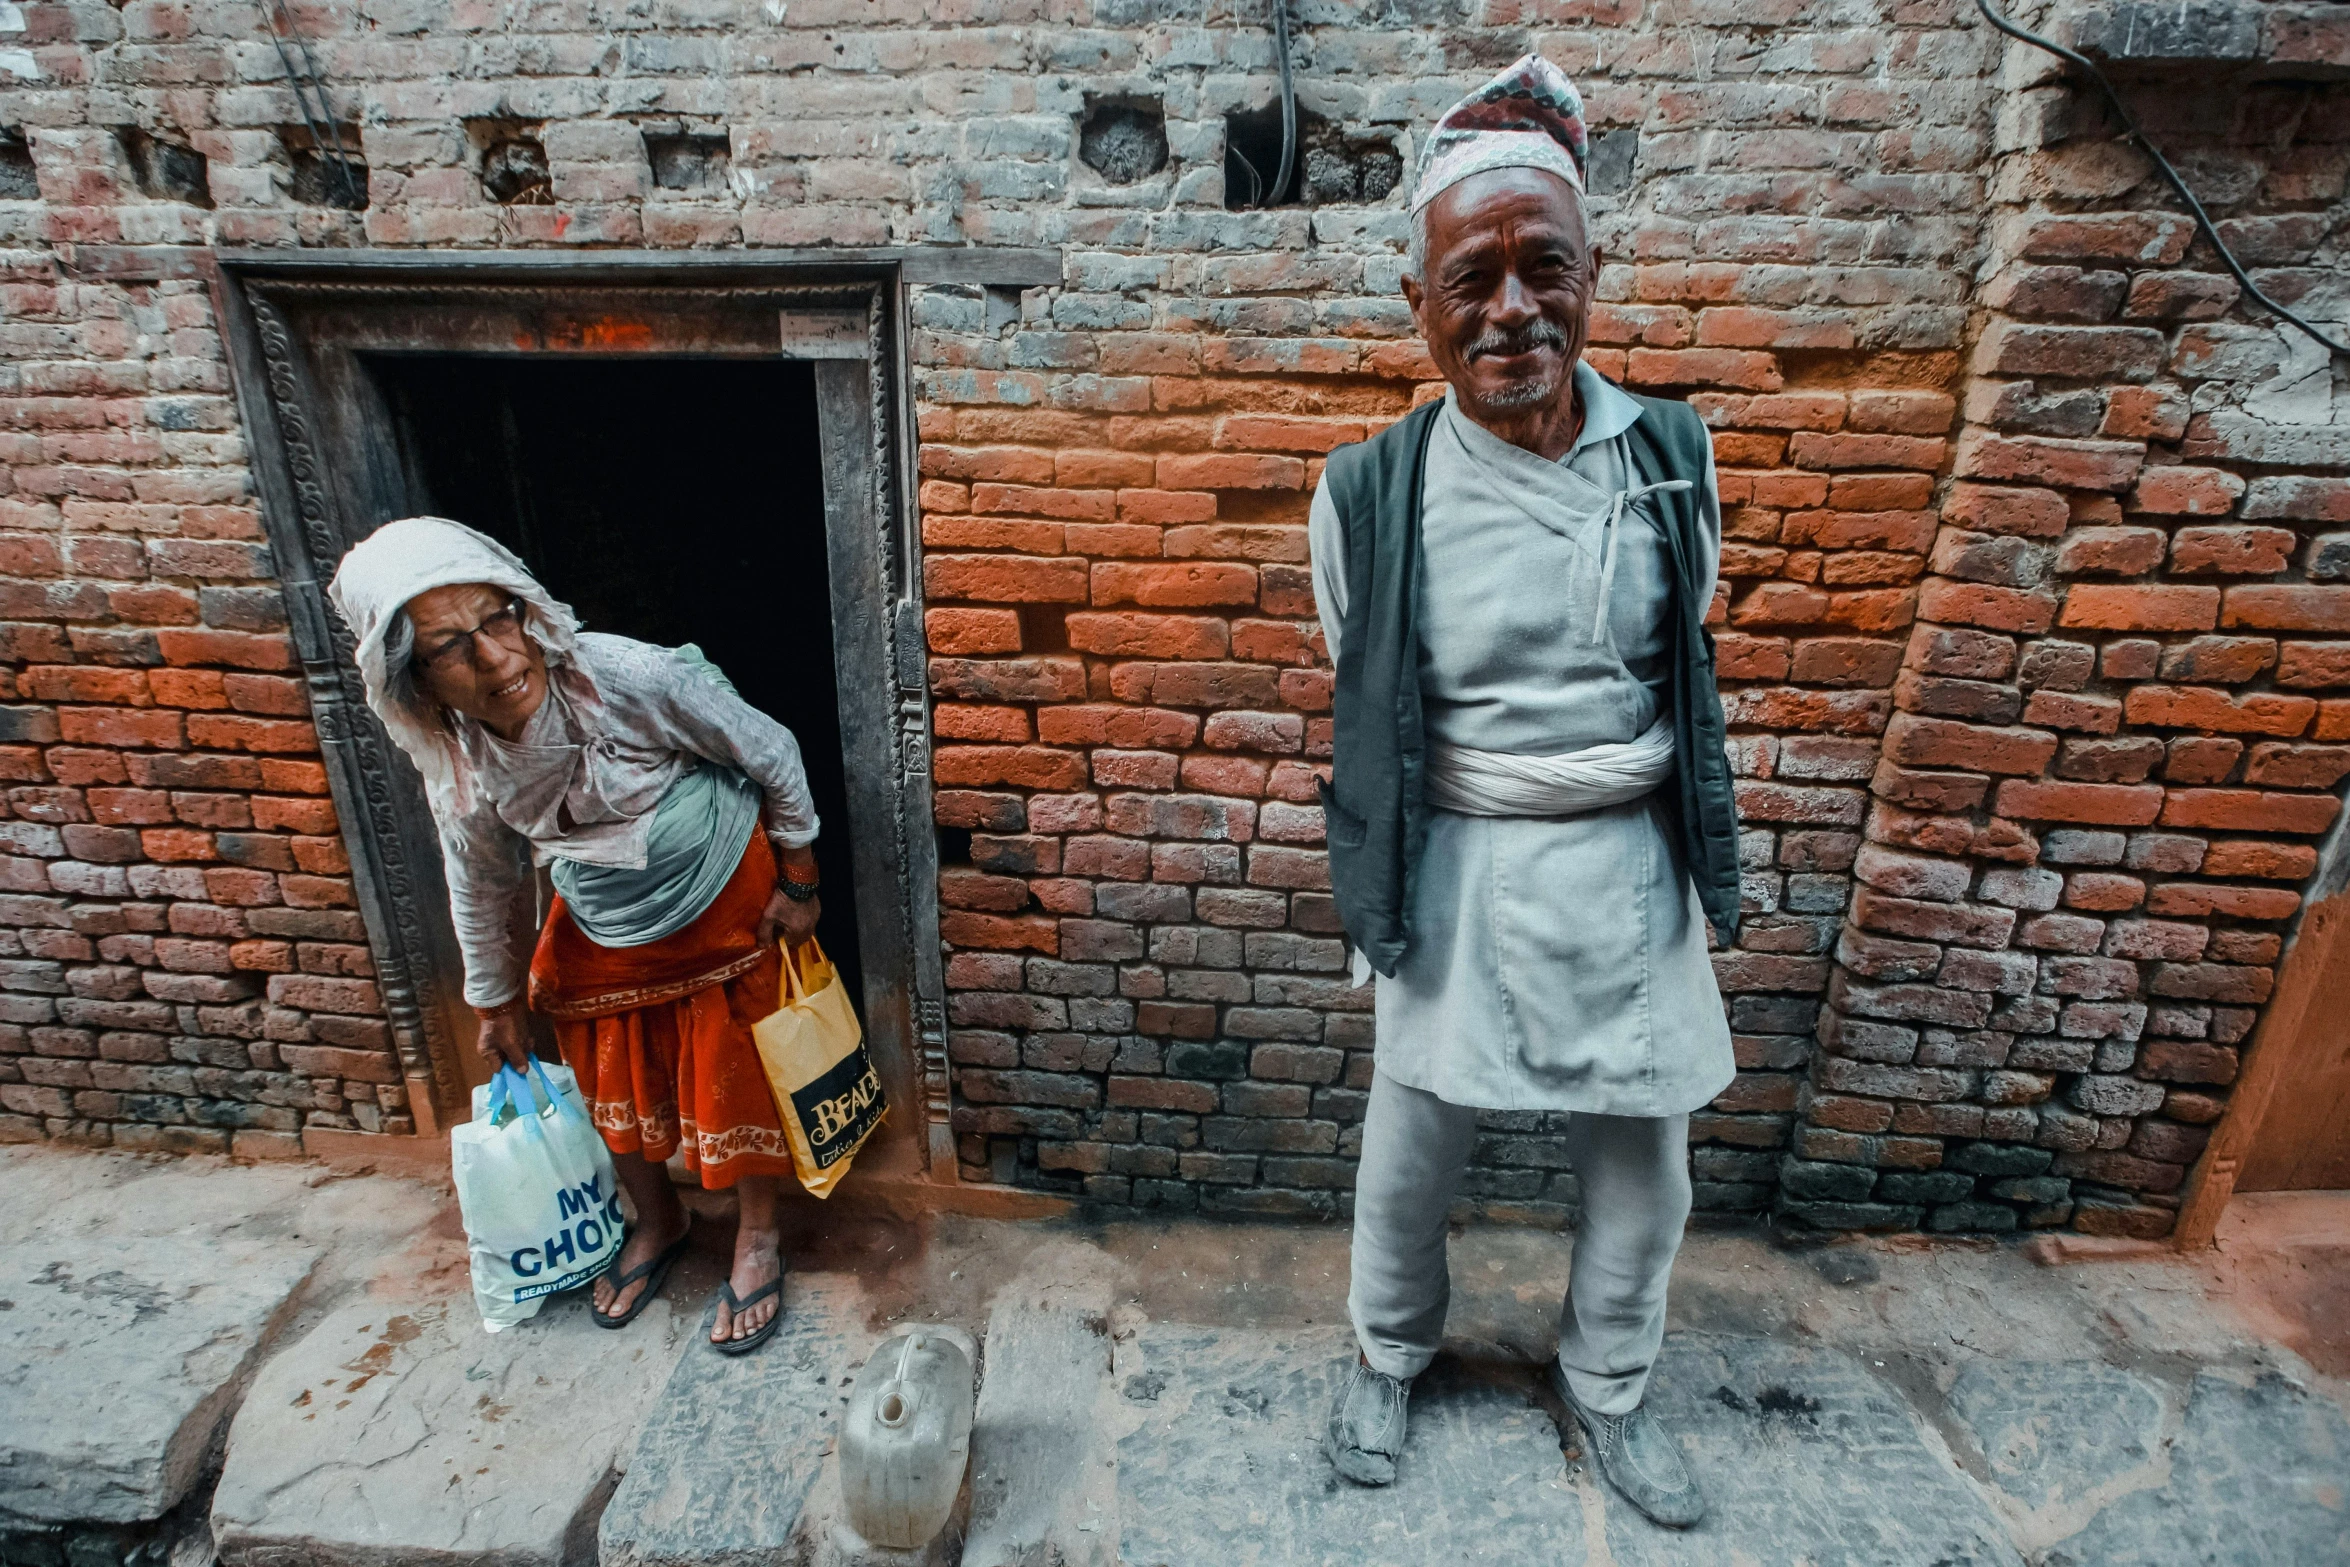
[{"xmin": 1569, "ymin": 360, "xmax": 1641, "ymax": 455}]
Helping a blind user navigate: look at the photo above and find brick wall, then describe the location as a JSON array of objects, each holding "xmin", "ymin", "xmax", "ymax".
[
  {"xmin": 1783, "ymin": 14, "xmax": 2350, "ymax": 1236},
  {"xmin": 0, "ymin": 0, "xmax": 2341, "ymax": 1235}
]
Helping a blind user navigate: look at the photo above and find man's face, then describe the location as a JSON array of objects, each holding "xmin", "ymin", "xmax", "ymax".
[{"xmin": 1403, "ymin": 166, "xmax": 1598, "ymax": 422}]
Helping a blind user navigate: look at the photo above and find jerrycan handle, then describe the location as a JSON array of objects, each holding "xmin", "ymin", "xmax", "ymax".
[{"xmin": 874, "ymin": 1332, "xmax": 928, "ymax": 1429}]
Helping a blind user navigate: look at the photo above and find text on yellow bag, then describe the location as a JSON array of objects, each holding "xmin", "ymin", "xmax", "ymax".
[{"xmin": 752, "ymin": 936, "xmax": 885, "ymax": 1197}]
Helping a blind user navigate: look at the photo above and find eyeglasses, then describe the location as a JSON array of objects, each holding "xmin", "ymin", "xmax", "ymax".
[{"xmin": 413, "ymin": 597, "xmax": 529, "ymax": 676}]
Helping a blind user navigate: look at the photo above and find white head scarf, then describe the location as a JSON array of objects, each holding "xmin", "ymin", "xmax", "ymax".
[{"xmin": 326, "ymin": 516, "xmax": 585, "ymax": 821}]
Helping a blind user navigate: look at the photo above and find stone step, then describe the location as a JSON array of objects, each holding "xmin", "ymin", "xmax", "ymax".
[
  {"xmin": 595, "ymin": 1274, "xmax": 876, "ymax": 1567},
  {"xmin": 0, "ymin": 1175, "xmax": 321, "ymax": 1536},
  {"xmin": 210, "ymin": 1292, "xmax": 689, "ymax": 1566},
  {"xmin": 961, "ymin": 1298, "xmax": 1116, "ymax": 1567}
]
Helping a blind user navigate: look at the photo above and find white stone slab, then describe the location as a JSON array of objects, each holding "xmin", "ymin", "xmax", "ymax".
[
  {"xmin": 0, "ymin": 1232, "xmax": 320, "ymax": 1527},
  {"xmin": 210, "ymin": 1292, "xmax": 686, "ymax": 1566}
]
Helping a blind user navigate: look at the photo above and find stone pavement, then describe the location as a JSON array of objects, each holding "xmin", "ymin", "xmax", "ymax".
[{"xmin": 1, "ymin": 1144, "xmax": 2345, "ymax": 1566}]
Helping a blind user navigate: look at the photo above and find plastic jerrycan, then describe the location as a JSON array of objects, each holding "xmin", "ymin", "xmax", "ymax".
[{"xmin": 839, "ymin": 1326, "xmax": 976, "ymax": 1549}]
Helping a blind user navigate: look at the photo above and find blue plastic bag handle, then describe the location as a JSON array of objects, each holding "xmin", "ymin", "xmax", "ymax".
[{"xmin": 484, "ymin": 1059, "xmax": 563, "ymax": 1128}]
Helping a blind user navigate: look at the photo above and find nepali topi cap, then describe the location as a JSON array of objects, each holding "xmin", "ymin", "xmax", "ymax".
[{"xmin": 1409, "ymin": 53, "xmax": 1588, "ymax": 214}]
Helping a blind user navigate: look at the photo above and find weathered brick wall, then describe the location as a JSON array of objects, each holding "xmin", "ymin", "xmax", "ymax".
[
  {"xmin": 0, "ymin": 0, "xmax": 2340, "ymax": 1235},
  {"xmin": 1783, "ymin": 12, "xmax": 2350, "ymax": 1236},
  {"xmin": 0, "ymin": 263, "xmax": 396, "ymax": 1155},
  {"xmin": 910, "ymin": 2, "xmax": 1994, "ymax": 1217}
]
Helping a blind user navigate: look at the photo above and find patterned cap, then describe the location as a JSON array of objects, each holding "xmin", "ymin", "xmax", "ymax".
[{"xmin": 1409, "ymin": 53, "xmax": 1588, "ymax": 214}]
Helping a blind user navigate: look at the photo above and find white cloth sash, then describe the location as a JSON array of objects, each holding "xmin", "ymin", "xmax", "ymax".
[
  {"xmin": 1423, "ymin": 714, "xmax": 1676, "ymax": 817},
  {"xmin": 1350, "ymin": 716, "xmax": 1677, "ymax": 985}
]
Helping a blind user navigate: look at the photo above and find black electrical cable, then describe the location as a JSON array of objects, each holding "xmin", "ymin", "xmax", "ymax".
[
  {"xmin": 1975, "ymin": 0, "xmax": 2348, "ymax": 359},
  {"xmin": 1271, "ymin": 0, "xmax": 1298, "ymax": 207},
  {"xmin": 263, "ymin": 0, "xmax": 365, "ymax": 210}
]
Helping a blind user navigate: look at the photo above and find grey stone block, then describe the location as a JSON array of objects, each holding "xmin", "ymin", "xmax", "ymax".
[
  {"xmin": 2058, "ymin": 1371, "xmax": 2350, "ymax": 1564},
  {"xmin": 212, "ymin": 1294, "xmax": 687, "ymax": 1566},
  {"xmin": 600, "ymin": 1278, "xmax": 873, "ymax": 1567},
  {"xmin": 1603, "ymin": 1335, "xmax": 2023, "ymax": 1566},
  {"xmin": 1, "ymin": 1225, "xmax": 319, "ymax": 1527},
  {"xmin": 1114, "ymin": 1323, "xmax": 1581, "ymax": 1566},
  {"xmin": 1946, "ymin": 1360, "xmax": 2167, "ymax": 1513}
]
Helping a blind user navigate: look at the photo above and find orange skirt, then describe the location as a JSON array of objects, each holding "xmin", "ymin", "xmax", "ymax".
[{"xmin": 527, "ymin": 830, "xmax": 796, "ymax": 1190}]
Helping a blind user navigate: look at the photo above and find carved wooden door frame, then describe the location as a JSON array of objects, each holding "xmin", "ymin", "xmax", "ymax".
[{"xmin": 211, "ymin": 252, "xmax": 968, "ymax": 1177}]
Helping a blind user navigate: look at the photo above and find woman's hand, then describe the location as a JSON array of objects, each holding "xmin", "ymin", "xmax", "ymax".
[
  {"xmin": 760, "ymin": 887, "xmax": 821, "ymax": 949},
  {"xmin": 475, "ymin": 1003, "xmax": 533, "ymax": 1072}
]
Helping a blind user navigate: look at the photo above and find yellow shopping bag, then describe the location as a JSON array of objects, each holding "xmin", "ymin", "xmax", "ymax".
[{"xmin": 752, "ymin": 937, "xmax": 886, "ymax": 1197}]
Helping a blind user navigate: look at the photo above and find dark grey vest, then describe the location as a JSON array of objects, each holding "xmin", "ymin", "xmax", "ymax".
[{"xmin": 1317, "ymin": 392, "xmax": 1743, "ymax": 976}]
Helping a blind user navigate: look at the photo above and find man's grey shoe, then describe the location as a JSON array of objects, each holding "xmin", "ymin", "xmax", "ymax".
[
  {"xmin": 1551, "ymin": 1362, "xmax": 1707, "ymax": 1528},
  {"xmin": 1324, "ymin": 1358, "xmax": 1412, "ymax": 1486}
]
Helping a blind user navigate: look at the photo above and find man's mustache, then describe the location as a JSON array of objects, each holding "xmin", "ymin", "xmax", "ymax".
[{"xmin": 1465, "ymin": 320, "xmax": 1567, "ymax": 360}]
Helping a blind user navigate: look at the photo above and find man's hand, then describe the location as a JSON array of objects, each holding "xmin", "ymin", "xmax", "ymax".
[
  {"xmin": 475, "ymin": 1004, "xmax": 532, "ymax": 1072},
  {"xmin": 760, "ymin": 887, "xmax": 821, "ymax": 948}
]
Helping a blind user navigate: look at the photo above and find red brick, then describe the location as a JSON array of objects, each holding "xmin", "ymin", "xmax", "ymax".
[
  {"xmin": 2276, "ymin": 643, "xmax": 2350, "ymax": 690},
  {"xmin": 19, "ymin": 667, "xmax": 150, "ymax": 705},
  {"xmin": 2170, "ymin": 527, "xmax": 2295, "ymax": 576},
  {"xmin": 1918, "ymin": 581, "xmax": 2058, "ymax": 634},
  {"xmin": 257, "ymin": 759, "xmax": 330, "ymax": 795},
  {"xmin": 1954, "ymin": 433, "xmax": 2143, "ymax": 491},
  {"xmin": 1091, "ymin": 561, "xmax": 1258, "ymax": 608},
  {"xmin": 2058, "ymin": 584, "xmax": 2220, "ymax": 632},
  {"xmin": 1066, "ymin": 612, "xmax": 1229, "ymax": 659},
  {"xmin": 2159, "ymin": 789, "xmax": 2339, "ymax": 834},
  {"xmin": 2244, "ymin": 744, "xmax": 2350, "ymax": 790},
  {"xmin": 2146, "ymin": 883, "xmax": 2299, "ymax": 920},
  {"xmin": 926, "ymin": 607, "xmax": 1023, "ymax": 656},
  {"xmin": 1993, "ymin": 779, "xmax": 2165, "ymax": 826},
  {"xmin": 57, "ymin": 708, "xmax": 184, "ymax": 749},
  {"xmin": 1037, "ymin": 704, "xmax": 1199, "ymax": 749},
  {"xmin": 933, "ymin": 746, "xmax": 1088, "ymax": 790},
  {"xmin": 2123, "ymin": 686, "xmax": 2315, "ymax": 737},
  {"xmin": 2056, "ymin": 527, "xmax": 2165, "ymax": 575},
  {"xmin": 184, "ymin": 716, "xmax": 317, "ymax": 755},
  {"xmin": 1945, "ymin": 483, "xmax": 2070, "ymax": 539},
  {"xmin": 1117, "ymin": 490, "xmax": 1218, "ymax": 525},
  {"xmin": 2131, "ymin": 467, "xmax": 2245, "ymax": 517},
  {"xmin": 933, "ymin": 704, "xmax": 1032, "ymax": 742},
  {"xmin": 924, "ymin": 554, "xmax": 1089, "ymax": 604},
  {"xmin": 1156, "ymin": 454, "xmax": 1305, "ymax": 491},
  {"xmin": 1882, "ymin": 714, "xmax": 2056, "ymax": 776},
  {"xmin": 938, "ymin": 912, "xmax": 1059, "ymax": 954},
  {"xmin": 2221, "ymin": 587, "xmax": 2350, "ymax": 633},
  {"xmin": 2202, "ymin": 840, "xmax": 2318, "ymax": 880},
  {"xmin": 153, "ymin": 630, "xmax": 297, "ymax": 670}
]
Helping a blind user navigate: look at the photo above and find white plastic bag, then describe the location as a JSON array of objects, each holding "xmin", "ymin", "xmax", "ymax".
[{"xmin": 449, "ymin": 1060, "xmax": 625, "ymax": 1332}]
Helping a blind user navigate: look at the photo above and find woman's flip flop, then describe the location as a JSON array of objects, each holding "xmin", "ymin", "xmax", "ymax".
[
  {"xmin": 709, "ymin": 1267, "xmax": 786, "ymax": 1356},
  {"xmin": 592, "ymin": 1230, "xmax": 691, "ymax": 1330}
]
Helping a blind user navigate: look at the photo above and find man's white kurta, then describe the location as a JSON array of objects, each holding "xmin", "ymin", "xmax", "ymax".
[{"xmin": 1307, "ymin": 363, "xmax": 1737, "ymax": 1117}]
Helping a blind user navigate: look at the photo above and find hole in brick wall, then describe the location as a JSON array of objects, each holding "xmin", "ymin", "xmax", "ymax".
[
  {"xmin": 1585, "ymin": 128, "xmax": 1638, "ymax": 198},
  {"xmin": 277, "ymin": 124, "xmax": 367, "ymax": 211},
  {"xmin": 645, "ymin": 129, "xmax": 732, "ymax": 193},
  {"xmin": 118, "ymin": 128, "xmax": 211, "ymax": 207},
  {"xmin": 1224, "ymin": 105, "xmax": 1398, "ymax": 209},
  {"xmin": 0, "ymin": 129, "xmax": 36, "ymax": 200},
  {"xmin": 936, "ymin": 826, "xmax": 973, "ymax": 868},
  {"xmin": 468, "ymin": 119, "xmax": 552, "ymax": 205},
  {"xmin": 1078, "ymin": 98, "xmax": 1167, "ymax": 184},
  {"xmin": 1016, "ymin": 604, "xmax": 1070, "ymax": 653}
]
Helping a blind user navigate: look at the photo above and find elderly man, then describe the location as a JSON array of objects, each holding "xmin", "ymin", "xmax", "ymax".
[{"xmin": 1309, "ymin": 57, "xmax": 1742, "ymax": 1527}]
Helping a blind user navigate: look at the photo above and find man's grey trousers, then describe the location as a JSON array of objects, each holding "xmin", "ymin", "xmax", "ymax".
[{"xmin": 1348, "ymin": 1070, "xmax": 1691, "ymax": 1416}]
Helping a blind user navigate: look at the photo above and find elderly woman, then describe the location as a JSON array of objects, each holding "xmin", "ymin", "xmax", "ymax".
[{"xmin": 330, "ymin": 516, "xmax": 822, "ymax": 1354}]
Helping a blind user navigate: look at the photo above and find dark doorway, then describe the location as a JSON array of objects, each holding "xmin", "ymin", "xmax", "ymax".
[{"xmin": 365, "ymin": 354, "xmax": 864, "ymax": 1010}]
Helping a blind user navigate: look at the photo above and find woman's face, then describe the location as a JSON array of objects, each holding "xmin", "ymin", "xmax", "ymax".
[{"xmin": 404, "ymin": 581, "xmax": 548, "ymax": 738}]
